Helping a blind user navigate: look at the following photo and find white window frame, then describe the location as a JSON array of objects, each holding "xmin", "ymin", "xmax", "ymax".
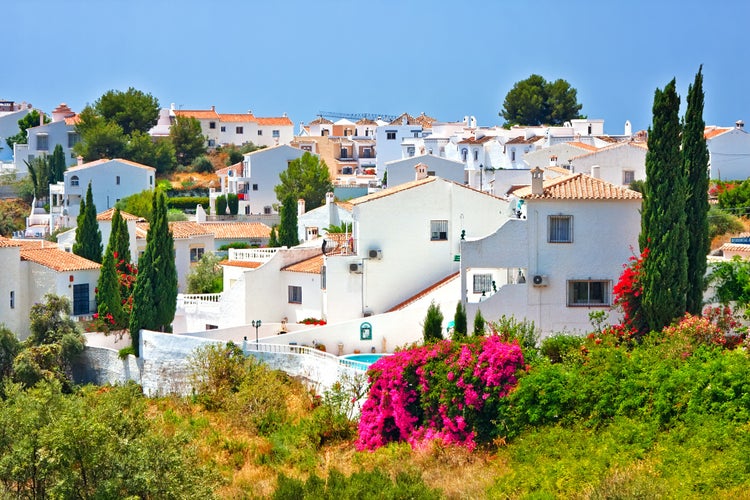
[
  {"xmin": 189, "ymin": 246, "xmax": 205, "ymax": 263},
  {"xmin": 36, "ymin": 134, "xmax": 48, "ymax": 151},
  {"xmin": 70, "ymin": 176, "xmax": 79, "ymax": 187},
  {"xmin": 548, "ymin": 215, "xmax": 573, "ymax": 243},
  {"xmin": 430, "ymin": 220, "xmax": 448, "ymax": 241},
  {"xmin": 567, "ymin": 280, "xmax": 611, "ymax": 307},
  {"xmin": 288, "ymin": 285, "xmax": 302, "ymax": 304},
  {"xmin": 473, "ymin": 274, "xmax": 493, "ymax": 294}
]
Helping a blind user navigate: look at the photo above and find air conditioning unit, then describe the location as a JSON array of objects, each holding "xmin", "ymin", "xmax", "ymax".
[
  {"xmin": 349, "ymin": 262, "xmax": 363, "ymax": 274},
  {"xmin": 368, "ymin": 249, "xmax": 382, "ymax": 260},
  {"xmin": 532, "ymin": 275, "xmax": 549, "ymax": 287}
]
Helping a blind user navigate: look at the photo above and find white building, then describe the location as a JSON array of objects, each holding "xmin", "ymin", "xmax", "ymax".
[
  {"xmin": 49, "ymin": 158, "xmax": 155, "ymax": 231},
  {"xmin": 705, "ymin": 121, "xmax": 750, "ymax": 180},
  {"xmin": 385, "ymin": 155, "xmax": 466, "ymax": 187},
  {"xmin": 0, "ymin": 100, "xmax": 32, "ymax": 163},
  {"xmin": 172, "ymin": 105, "xmax": 294, "ymax": 149},
  {"xmin": 212, "ymin": 145, "xmax": 309, "ymax": 215},
  {"xmin": 297, "ymin": 192, "xmax": 354, "ymax": 243},
  {"xmin": 375, "ymin": 113, "xmax": 435, "ymax": 171},
  {"xmin": 17, "ymin": 103, "xmax": 80, "ymax": 170},
  {"xmin": 0, "ymin": 237, "xmax": 100, "ymax": 340},
  {"xmin": 460, "ymin": 167, "xmax": 642, "ymax": 337},
  {"xmin": 568, "ymin": 142, "xmax": 648, "ymax": 186}
]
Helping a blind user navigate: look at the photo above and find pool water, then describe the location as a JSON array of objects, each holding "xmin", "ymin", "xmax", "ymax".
[{"xmin": 340, "ymin": 353, "xmax": 390, "ymax": 369}]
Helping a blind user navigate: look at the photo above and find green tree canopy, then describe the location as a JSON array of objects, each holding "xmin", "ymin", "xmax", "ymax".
[
  {"xmin": 24, "ymin": 156, "xmax": 50, "ymax": 201},
  {"xmin": 278, "ymin": 196, "xmax": 300, "ymax": 247},
  {"xmin": 275, "ymin": 152, "xmax": 333, "ymax": 211},
  {"xmin": 127, "ymin": 130, "xmax": 176, "ymax": 174},
  {"xmin": 187, "ymin": 252, "xmax": 223, "ymax": 294},
  {"xmin": 170, "ymin": 115, "xmax": 207, "ymax": 166},
  {"xmin": 5, "ymin": 110, "xmax": 50, "ymax": 149},
  {"xmin": 93, "ymin": 87, "xmax": 160, "ymax": 136},
  {"xmin": 500, "ymin": 74, "xmax": 583, "ymax": 126},
  {"xmin": 72, "ymin": 182, "xmax": 103, "ymax": 263}
]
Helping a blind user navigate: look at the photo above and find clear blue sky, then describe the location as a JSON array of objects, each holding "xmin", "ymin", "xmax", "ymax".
[{"xmin": 5, "ymin": 0, "xmax": 749, "ymax": 135}]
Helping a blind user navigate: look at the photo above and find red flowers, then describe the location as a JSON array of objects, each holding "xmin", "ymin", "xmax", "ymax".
[{"xmin": 612, "ymin": 247, "xmax": 649, "ymax": 338}]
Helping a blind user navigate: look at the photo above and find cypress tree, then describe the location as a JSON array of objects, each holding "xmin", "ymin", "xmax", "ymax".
[
  {"xmin": 96, "ymin": 245, "xmax": 123, "ymax": 328},
  {"xmin": 639, "ymin": 79, "xmax": 687, "ymax": 332},
  {"xmin": 111, "ymin": 208, "xmax": 132, "ymax": 271},
  {"xmin": 683, "ymin": 66, "xmax": 710, "ymax": 315},
  {"xmin": 128, "ymin": 191, "xmax": 177, "ymax": 354},
  {"xmin": 422, "ymin": 301, "xmax": 444, "ymax": 343},
  {"xmin": 268, "ymin": 226, "xmax": 279, "ymax": 248},
  {"xmin": 473, "ymin": 309, "xmax": 486, "ymax": 336},
  {"xmin": 278, "ymin": 196, "xmax": 299, "ymax": 247},
  {"xmin": 50, "ymin": 144, "xmax": 66, "ymax": 183},
  {"xmin": 72, "ymin": 182, "xmax": 103, "ymax": 263},
  {"xmin": 453, "ymin": 301, "xmax": 467, "ymax": 340}
]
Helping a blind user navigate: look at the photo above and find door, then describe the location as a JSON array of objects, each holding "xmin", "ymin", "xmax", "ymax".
[{"xmin": 73, "ymin": 283, "xmax": 90, "ymax": 316}]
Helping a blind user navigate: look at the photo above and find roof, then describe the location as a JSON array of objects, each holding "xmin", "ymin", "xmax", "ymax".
[
  {"xmin": 387, "ymin": 272, "xmax": 460, "ymax": 312},
  {"xmin": 220, "ymin": 260, "xmax": 263, "ymax": 269},
  {"xmin": 349, "ymin": 177, "xmax": 438, "ymax": 205},
  {"xmin": 705, "ymin": 126, "xmax": 732, "ymax": 140},
  {"xmin": 174, "ymin": 109, "xmax": 220, "ymax": 120},
  {"xmin": 256, "ymin": 116, "xmax": 293, "ymax": 126},
  {"xmin": 282, "ymin": 253, "xmax": 324, "ymax": 274},
  {"xmin": 64, "ymin": 115, "xmax": 81, "ymax": 126},
  {"xmin": 388, "ymin": 112, "xmax": 436, "ymax": 127},
  {"xmin": 0, "ymin": 237, "xmax": 21, "ymax": 248},
  {"xmin": 567, "ymin": 141, "xmax": 599, "ymax": 152},
  {"xmin": 168, "ymin": 221, "xmax": 212, "ymax": 239},
  {"xmin": 220, "ymin": 113, "xmax": 256, "ymax": 122},
  {"xmin": 21, "ymin": 248, "xmax": 100, "ymax": 272},
  {"xmin": 458, "ymin": 135, "xmax": 497, "ymax": 145},
  {"xmin": 200, "ymin": 222, "xmax": 271, "ymax": 239},
  {"xmin": 96, "ymin": 207, "xmax": 142, "ymax": 221},
  {"xmin": 215, "ymin": 162, "xmax": 244, "ymax": 177},
  {"xmin": 7, "ymin": 239, "xmax": 58, "ymax": 250},
  {"xmin": 514, "ymin": 172, "xmax": 642, "ymax": 201},
  {"xmin": 506, "ymin": 136, "xmax": 545, "ymax": 145},
  {"xmin": 720, "ymin": 243, "xmax": 750, "ymax": 254},
  {"xmin": 309, "ymin": 116, "xmax": 333, "ymax": 125},
  {"xmin": 65, "ymin": 158, "xmax": 156, "ymax": 173}
]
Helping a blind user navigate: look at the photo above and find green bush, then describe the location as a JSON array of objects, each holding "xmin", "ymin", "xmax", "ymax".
[
  {"xmin": 227, "ymin": 193, "xmax": 239, "ymax": 215},
  {"xmin": 215, "ymin": 195, "xmax": 227, "ymax": 216},
  {"xmin": 273, "ymin": 469, "xmax": 442, "ymax": 499},
  {"xmin": 166, "ymin": 196, "xmax": 209, "ymax": 211},
  {"xmin": 193, "ymin": 155, "xmax": 214, "ymax": 173},
  {"xmin": 540, "ymin": 334, "xmax": 583, "ymax": 364},
  {"xmin": 218, "ymin": 242, "xmax": 250, "ymax": 251}
]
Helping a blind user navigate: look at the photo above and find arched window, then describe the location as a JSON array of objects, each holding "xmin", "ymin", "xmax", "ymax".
[
  {"xmin": 473, "ymin": 150, "xmax": 479, "ymax": 161},
  {"xmin": 461, "ymin": 149, "xmax": 468, "ymax": 161},
  {"xmin": 70, "ymin": 176, "xmax": 79, "ymax": 187}
]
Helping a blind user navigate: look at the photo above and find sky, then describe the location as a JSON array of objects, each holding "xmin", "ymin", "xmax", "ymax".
[{"xmin": 5, "ymin": 0, "xmax": 749, "ymax": 135}]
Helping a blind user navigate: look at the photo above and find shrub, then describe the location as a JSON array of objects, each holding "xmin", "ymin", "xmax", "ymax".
[
  {"xmin": 227, "ymin": 193, "xmax": 239, "ymax": 215},
  {"xmin": 215, "ymin": 195, "xmax": 227, "ymax": 216},
  {"xmin": 193, "ymin": 155, "xmax": 214, "ymax": 173},
  {"xmin": 166, "ymin": 196, "xmax": 209, "ymax": 211},
  {"xmin": 273, "ymin": 469, "xmax": 441, "ymax": 499},
  {"xmin": 422, "ymin": 301, "xmax": 443, "ymax": 343},
  {"xmin": 540, "ymin": 334, "xmax": 583, "ymax": 364}
]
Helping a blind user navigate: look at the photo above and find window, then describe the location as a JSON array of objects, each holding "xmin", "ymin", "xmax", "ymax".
[
  {"xmin": 430, "ymin": 220, "xmax": 448, "ymax": 241},
  {"xmin": 272, "ymin": 130, "xmax": 280, "ymax": 138},
  {"xmin": 340, "ymin": 148, "xmax": 349, "ymax": 159},
  {"xmin": 9, "ymin": 291, "xmax": 14, "ymax": 309},
  {"xmin": 548, "ymin": 215, "xmax": 573, "ymax": 243},
  {"xmin": 70, "ymin": 175, "xmax": 79, "ymax": 187},
  {"xmin": 386, "ymin": 131, "xmax": 396, "ymax": 140},
  {"xmin": 412, "ymin": 130, "xmax": 420, "ymax": 138},
  {"xmin": 190, "ymin": 247, "xmax": 205, "ymax": 263},
  {"xmin": 68, "ymin": 132, "xmax": 80, "ymax": 148},
  {"xmin": 264, "ymin": 205, "xmax": 272, "ymax": 214},
  {"xmin": 473, "ymin": 150, "xmax": 479, "ymax": 161},
  {"xmin": 37, "ymin": 134, "xmax": 48, "ymax": 151},
  {"xmin": 252, "ymin": 184, "xmax": 258, "ymax": 191},
  {"xmin": 236, "ymin": 126, "xmax": 244, "ymax": 134},
  {"xmin": 149, "ymin": 176, "xmax": 153, "ymax": 185},
  {"xmin": 407, "ymin": 146, "xmax": 415, "ymax": 157},
  {"xmin": 622, "ymin": 170, "xmax": 635, "ymax": 185},
  {"xmin": 321, "ymin": 266, "xmax": 326, "ymax": 290},
  {"xmin": 461, "ymin": 148, "xmax": 468, "ymax": 161},
  {"xmin": 220, "ymin": 126, "xmax": 226, "ymax": 132},
  {"xmin": 257, "ymin": 129, "xmax": 262, "ymax": 136},
  {"xmin": 288, "ymin": 285, "xmax": 302, "ymax": 304},
  {"xmin": 473, "ymin": 274, "xmax": 493, "ymax": 294},
  {"xmin": 116, "ymin": 176, "xmax": 120, "ymax": 185},
  {"xmin": 208, "ymin": 139, "xmax": 216, "ymax": 147},
  {"xmin": 511, "ymin": 149, "xmax": 516, "ymax": 161},
  {"xmin": 209, "ymin": 121, "xmax": 216, "ymax": 129},
  {"xmin": 568, "ymin": 280, "xmax": 611, "ymax": 306}
]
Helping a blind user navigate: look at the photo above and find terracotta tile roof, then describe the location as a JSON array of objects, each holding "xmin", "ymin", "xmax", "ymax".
[
  {"xmin": 64, "ymin": 115, "xmax": 80, "ymax": 126},
  {"xmin": 506, "ymin": 136, "xmax": 544, "ymax": 145},
  {"xmin": 215, "ymin": 162, "xmax": 244, "ymax": 177},
  {"xmin": 256, "ymin": 116, "xmax": 293, "ymax": 126},
  {"xmin": 96, "ymin": 208, "xmax": 142, "ymax": 221},
  {"xmin": 11, "ymin": 239, "xmax": 58, "ymax": 250},
  {"xmin": 567, "ymin": 141, "xmax": 599, "ymax": 152},
  {"xmin": 458, "ymin": 135, "xmax": 496, "ymax": 145},
  {"xmin": 219, "ymin": 113, "xmax": 255, "ymax": 123},
  {"xmin": 282, "ymin": 253, "xmax": 324, "ymax": 274},
  {"xmin": 515, "ymin": 172, "xmax": 642, "ymax": 201},
  {"xmin": 66, "ymin": 158, "xmax": 156, "ymax": 173},
  {"xmin": 134, "ymin": 224, "xmax": 148, "ymax": 239},
  {"xmin": 309, "ymin": 117, "xmax": 333, "ymax": 125},
  {"xmin": 21, "ymin": 248, "xmax": 100, "ymax": 272},
  {"xmin": 356, "ymin": 118, "xmax": 377, "ymax": 125},
  {"xmin": 168, "ymin": 221, "xmax": 212, "ymax": 239},
  {"xmin": 720, "ymin": 243, "xmax": 750, "ymax": 253},
  {"xmin": 387, "ymin": 272, "xmax": 459, "ymax": 312},
  {"xmin": 0, "ymin": 237, "xmax": 21, "ymax": 248},
  {"xmin": 174, "ymin": 109, "xmax": 220, "ymax": 120},
  {"xmin": 201, "ymin": 222, "xmax": 271, "ymax": 239},
  {"xmin": 220, "ymin": 260, "xmax": 263, "ymax": 269},
  {"xmin": 596, "ymin": 136, "xmax": 619, "ymax": 143},
  {"xmin": 414, "ymin": 112, "xmax": 436, "ymax": 128},
  {"xmin": 349, "ymin": 177, "xmax": 438, "ymax": 205},
  {"xmin": 705, "ymin": 126, "xmax": 732, "ymax": 140}
]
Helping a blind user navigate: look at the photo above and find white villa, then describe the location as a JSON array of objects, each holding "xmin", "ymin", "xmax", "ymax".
[
  {"xmin": 705, "ymin": 121, "xmax": 750, "ymax": 180},
  {"xmin": 460, "ymin": 167, "xmax": 642, "ymax": 336}
]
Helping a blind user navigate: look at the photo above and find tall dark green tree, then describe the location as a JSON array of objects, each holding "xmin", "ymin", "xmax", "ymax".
[
  {"xmin": 128, "ymin": 191, "xmax": 177, "ymax": 354},
  {"xmin": 639, "ymin": 79, "xmax": 687, "ymax": 332},
  {"xmin": 275, "ymin": 152, "xmax": 333, "ymax": 211},
  {"xmin": 473, "ymin": 309, "xmax": 486, "ymax": 336},
  {"xmin": 72, "ymin": 182, "xmax": 103, "ymax": 263},
  {"xmin": 96, "ymin": 244, "xmax": 123, "ymax": 329},
  {"xmin": 268, "ymin": 226, "xmax": 279, "ymax": 248},
  {"xmin": 683, "ymin": 66, "xmax": 710, "ymax": 315},
  {"xmin": 278, "ymin": 196, "xmax": 299, "ymax": 247},
  {"xmin": 500, "ymin": 74, "xmax": 583, "ymax": 126},
  {"xmin": 422, "ymin": 301, "xmax": 444, "ymax": 343},
  {"xmin": 49, "ymin": 144, "xmax": 67, "ymax": 183},
  {"xmin": 453, "ymin": 301, "xmax": 467, "ymax": 340},
  {"xmin": 111, "ymin": 208, "xmax": 132, "ymax": 271}
]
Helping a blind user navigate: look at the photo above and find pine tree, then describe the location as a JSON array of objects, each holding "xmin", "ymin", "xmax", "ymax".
[
  {"xmin": 422, "ymin": 301, "xmax": 444, "ymax": 343},
  {"xmin": 453, "ymin": 301, "xmax": 467, "ymax": 340},
  {"xmin": 473, "ymin": 309, "xmax": 486, "ymax": 336},
  {"xmin": 128, "ymin": 191, "xmax": 177, "ymax": 354},
  {"xmin": 639, "ymin": 79, "xmax": 687, "ymax": 332},
  {"xmin": 683, "ymin": 66, "xmax": 710, "ymax": 315},
  {"xmin": 72, "ymin": 182, "xmax": 103, "ymax": 263},
  {"xmin": 278, "ymin": 196, "xmax": 299, "ymax": 247}
]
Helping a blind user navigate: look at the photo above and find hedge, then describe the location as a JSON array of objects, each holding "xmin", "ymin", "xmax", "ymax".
[{"xmin": 166, "ymin": 196, "xmax": 209, "ymax": 211}]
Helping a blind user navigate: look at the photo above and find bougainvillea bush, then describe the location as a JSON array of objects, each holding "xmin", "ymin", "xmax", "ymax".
[{"xmin": 356, "ymin": 336, "xmax": 524, "ymax": 451}]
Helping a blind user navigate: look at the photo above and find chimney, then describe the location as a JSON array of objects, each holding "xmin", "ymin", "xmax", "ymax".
[
  {"xmin": 325, "ymin": 192, "xmax": 334, "ymax": 205},
  {"xmin": 211, "ymin": 105, "xmax": 215, "ymax": 112},
  {"xmin": 415, "ymin": 163, "xmax": 428, "ymax": 180},
  {"xmin": 531, "ymin": 167, "xmax": 544, "ymax": 196},
  {"xmin": 549, "ymin": 155, "xmax": 558, "ymax": 167},
  {"xmin": 591, "ymin": 165, "xmax": 601, "ymax": 179},
  {"xmin": 77, "ymin": 156, "xmax": 84, "ymax": 166},
  {"xmin": 297, "ymin": 198, "xmax": 305, "ymax": 217},
  {"xmin": 737, "ymin": 120, "xmax": 745, "ymax": 130}
]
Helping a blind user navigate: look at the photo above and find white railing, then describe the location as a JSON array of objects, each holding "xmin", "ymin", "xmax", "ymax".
[
  {"xmin": 243, "ymin": 341, "xmax": 370, "ymax": 373},
  {"xmin": 229, "ymin": 247, "xmax": 279, "ymax": 262},
  {"xmin": 177, "ymin": 293, "xmax": 223, "ymax": 309}
]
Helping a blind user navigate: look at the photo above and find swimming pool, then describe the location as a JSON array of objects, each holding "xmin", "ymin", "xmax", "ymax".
[{"xmin": 340, "ymin": 353, "xmax": 391, "ymax": 370}]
